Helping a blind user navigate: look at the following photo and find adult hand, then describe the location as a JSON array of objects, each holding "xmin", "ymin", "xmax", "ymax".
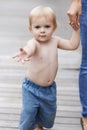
[{"xmin": 67, "ymin": 0, "xmax": 82, "ymax": 30}]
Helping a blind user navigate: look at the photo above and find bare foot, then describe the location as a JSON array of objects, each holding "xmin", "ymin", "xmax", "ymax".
[{"xmin": 35, "ymin": 124, "xmax": 44, "ymax": 130}]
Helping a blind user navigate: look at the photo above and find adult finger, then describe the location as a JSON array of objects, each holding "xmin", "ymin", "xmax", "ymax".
[
  {"xmin": 77, "ymin": 14, "xmax": 81, "ymax": 26},
  {"xmin": 68, "ymin": 12, "xmax": 77, "ymax": 24},
  {"xmin": 68, "ymin": 12, "xmax": 80, "ymax": 30}
]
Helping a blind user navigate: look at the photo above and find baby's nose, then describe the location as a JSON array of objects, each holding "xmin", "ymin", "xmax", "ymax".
[{"xmin": 40, "ymin": 27, "xmax": 45, "ymax": 32}]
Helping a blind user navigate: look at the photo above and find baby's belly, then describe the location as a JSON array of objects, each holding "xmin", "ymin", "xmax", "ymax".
[{"xmin": 26, "ymin": 67, "xmax": 58, "ymax": 87}]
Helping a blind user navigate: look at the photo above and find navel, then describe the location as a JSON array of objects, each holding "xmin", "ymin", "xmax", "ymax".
[{"xmin": 47, "ymin": 79, "xmax": 51, "ymax": 84}]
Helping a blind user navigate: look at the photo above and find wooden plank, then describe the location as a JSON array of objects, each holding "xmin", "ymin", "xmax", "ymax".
[
  {"xmin": 0, "ymin": 120, "xmax": 18, "ymax": 128},
  {"xmin": 53, "ymin": 124, "xmax": 82, "ymax": 130},
  {"xmin": 0, "ymin": 114, "xmax": 19, "ymax": 120},
  {"xmin": 0, "ymin": 128, "xmax": 18, "ymax": 130},
  {"xmin": 0, "ymin": 108, "xmax": 20, "ymax": 114}
]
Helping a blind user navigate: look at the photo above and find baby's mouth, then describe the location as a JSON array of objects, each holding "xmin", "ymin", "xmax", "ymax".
[{"xmin": 40, "ymin": 35, "xmax": 46, "ymax": 37}]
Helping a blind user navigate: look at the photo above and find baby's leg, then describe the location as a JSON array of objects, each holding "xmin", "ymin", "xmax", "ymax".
[
  {"xmin": 19, "ymin": 85, "xmax": 39, "ymax": 130},
  {"xmin": 35, "ymin": 124, "xmax": 44, "ymax": 130}
]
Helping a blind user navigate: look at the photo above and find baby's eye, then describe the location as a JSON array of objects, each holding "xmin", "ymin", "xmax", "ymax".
[
  {"xmin": 45, "ymin": 25, "xmax": 51, "ymax": 28},
  {"xmin": 35, "ymin": 26, "xmax": 40, "ymax": 29}
]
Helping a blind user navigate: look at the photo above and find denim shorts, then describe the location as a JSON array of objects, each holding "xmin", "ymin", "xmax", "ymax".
[{"xmin": 19, "ymin": 77, "xmax": 57, "ymax": 130}]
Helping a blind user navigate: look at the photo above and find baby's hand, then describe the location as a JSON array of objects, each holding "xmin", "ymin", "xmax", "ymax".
[
  {"xmin": 12, "ymin": 48, "xmax": 30, "ymax": 64},
  {"xmin": 69, "ymin": 20, "xmax": 80, "ymax": 30}
]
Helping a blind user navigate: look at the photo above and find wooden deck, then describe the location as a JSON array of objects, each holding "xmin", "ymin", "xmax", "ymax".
[{"xmin": 0, "ymin": 0, "xmax": 82, "ymax": 130}]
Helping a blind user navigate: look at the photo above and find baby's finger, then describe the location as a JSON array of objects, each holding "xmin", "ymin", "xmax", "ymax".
[
  {"xmin": 12, "ymin": 52, "xmax": 21, "ymax": 58},
  {"xmin": 24, "ymin": 57, "xmax": 30, "ymax": 61},
  {"xmin": 12, "ymin": 54, "xmax": 19, "ymax": 59},
  {"xmin": 17, "ymin": 56, "xmax": 25, "ymax": 62},
  {"xmin": 21, "ymin": 59, "xmax": 26, "ymax": 64},
  {"xmin": 69, "ymin": 20, "xmax": 79, "ymax": 30}
]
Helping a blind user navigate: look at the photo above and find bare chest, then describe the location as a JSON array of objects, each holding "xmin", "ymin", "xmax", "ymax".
[{"xmin": 36, "ymin": 43, "xmax": 58, "ymax": 62}]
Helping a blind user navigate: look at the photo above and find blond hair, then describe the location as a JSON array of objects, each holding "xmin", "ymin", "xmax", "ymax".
[{"xmin": 29, "ymin": 5, "xmax": 57, "ymax": 30}]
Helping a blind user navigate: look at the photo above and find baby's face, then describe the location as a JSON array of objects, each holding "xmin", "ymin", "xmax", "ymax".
[{"xmin": 30, "ymin": 16, "xmax": 55, "ymax": 43}]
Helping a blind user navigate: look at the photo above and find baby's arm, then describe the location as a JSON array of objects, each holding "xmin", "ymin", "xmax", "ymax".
[
  {"xmin": 13, "ymin": 40, "xmax": 36, "ymax": 63},
  {"xmin": 57, "ymin": 29, "xmax": 80, "ymax": 50}
]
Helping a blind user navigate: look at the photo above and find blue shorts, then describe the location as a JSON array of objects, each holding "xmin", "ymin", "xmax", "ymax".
[{"xmin": 19, "ymin": 77, "xmax": 57, "ymax": 130}]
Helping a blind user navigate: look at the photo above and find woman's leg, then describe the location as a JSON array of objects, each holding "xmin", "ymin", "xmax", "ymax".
[{"xmin": 79, "ymin": 2, "xmax": 87, "ymax": 118}]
